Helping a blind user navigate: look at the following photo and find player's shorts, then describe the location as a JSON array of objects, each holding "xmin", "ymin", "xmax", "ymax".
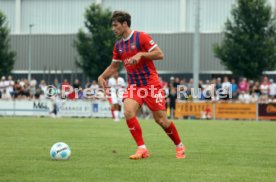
[
  {"xmin": 110, "ymin": 91, "xmax": 123, "ymax": 105},
  {"xmin": 122, "ymin": 85, "xmax": 166, "ymax": 111}
]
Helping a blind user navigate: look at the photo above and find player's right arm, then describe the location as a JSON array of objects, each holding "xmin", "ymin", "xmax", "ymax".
[
  {"xmin": 98, "ymin": 61, "xmax": 120, "ymax": 88},
  {"xmin": 98, "ymin": 43, "xmax": 122, "ymax": 88}
]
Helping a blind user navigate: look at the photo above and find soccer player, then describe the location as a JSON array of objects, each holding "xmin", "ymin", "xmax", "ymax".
[
  {"xmin": 108, "ymin": 72, "xmax": 126, "ymax": 122},
  {"xmin": 98, "ymin": 11, "xmax": 186, "ymax": 159}
]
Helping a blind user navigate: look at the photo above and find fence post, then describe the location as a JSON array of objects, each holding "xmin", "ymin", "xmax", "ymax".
[
  {"xmin": 256, "ymin": 102, "xmax": 259, "ymax": 122},
  {"xmin": 213, "ymin": 102, "xmax": 216, "ymax": 120}
]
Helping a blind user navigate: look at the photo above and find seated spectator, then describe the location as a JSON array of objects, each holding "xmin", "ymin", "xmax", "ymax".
[
  {"xmin": 1, "ymin": 89, "xmax": 11, "ymax": 100},
  {"xmin": 250, "ymin": 92, "xmax": 259, "ymax": 103},
  {"xmin": 238, "ymin": 91, "xmax": 251, "ymax": 103},
  {"xmin": 201, "ymin": 106, "xmax": 212, "ymax": 119}
]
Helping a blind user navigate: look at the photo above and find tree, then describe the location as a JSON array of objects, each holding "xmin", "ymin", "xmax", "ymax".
[
  {"xmin": 74, "ymin": 3, "xmax": 116, "ymax": 79},
  {"xmin": 0, "ymin": 11, "xmax": 16, "ymax": 77},
  {"xmin": 214, "ymin": 0, "xmax": 276, "ymax": 79}
]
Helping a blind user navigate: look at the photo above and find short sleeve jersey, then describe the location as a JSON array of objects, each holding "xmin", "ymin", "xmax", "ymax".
[{"xmin": 112, "ymin": 30, "xmax": 161, "ymax": 87}]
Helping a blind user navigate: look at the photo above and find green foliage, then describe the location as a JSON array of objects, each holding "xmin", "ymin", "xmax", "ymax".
[
  {"xmin": 0, "ymin": 11, "xmax": 16, "ymax": 77},
  {"xmin": 74, "ymin": 3, "xmax": 116, "ymax": 79},
  {"xmin": 214, "ymin": 0, "xmax": 276, "ymax": 79}
]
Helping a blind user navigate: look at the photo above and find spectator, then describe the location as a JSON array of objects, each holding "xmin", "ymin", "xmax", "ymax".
[
  {"xmin": 169, "ymin": 76, "xmax": 175, "ymax": 88},
  {"xmin": 90, "ymin": 80, "xmax": 99, "ymax": 96},
  {"xmin": 29, "ymin": 79, "xmax": 37, "ymax": 98},
  {"xmin": 168, "ymin": 87, "xmax": 177, "ymax": 119},
  {"xmin": 231, "ymin": 78, "xmax": 238, "ymax": 99},
  {"xmin": 238, "ymin": 77, "xmax": 249, "ymax": 93},
  {"xmin": 0, "ymin": 76, "xmax": 6, "ymax": 97},
  {"xmin": 1, "ymin": 89, "xmax": 11, "ymax": 100},
  {"xmin": 215, "ymin": 77, "xmax": 222, "ymax": 91},
  {"xmin": 259, "ymin": 76, "xmax": 270, "ymax": 102},
  {"xmin": 269, "ymin": 79, "xmax": 276, "ymax": 102},
  {"xmin": 220, "ymin": 76, "xmax": 231, "ymax": 100},
  {"xmin": 6, "ymin": 76, "xmax": 14, "ymax": 97},
  {"xmin": 34, "ymin": 87, "xmax": 43, "ymax": 99},
  {"xmin": 250, "ymin": 92, "xmax": 259, "ymax": 103},
  {"xmin": 54, "ymin": 78, "xmax": 61, "ymax": 95},
  {"xmin": 203, "ymin": 80, "xmax": 212, "ymax": 100},
  {"xmin": 252, "ymin": 81, "xmax": 261, "ymax": 96},
  {"xmin": 238, "ymin": 91, "xmax": 251, "ymax": 103},
  {"xmin": 61, "ymin": 79, "xmax": 70, "ymax": 98},
  {"xmin": 73, "ymin": 79, "xmax": 81, "ymax": 89},
  {"xmin": 173, "ymin": 77, "xmax": 180, "ymax": 88},
  {"xmin": 39, "ymin": 80, "xmax": 48, "ymax": 95},
  {"xmin": 249, "ymin": 80, "xmax": 255, "ymax": 95}
]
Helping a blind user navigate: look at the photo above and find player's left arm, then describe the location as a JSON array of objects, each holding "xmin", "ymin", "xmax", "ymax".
[{"xmin": 129, "ymin": 33, "xmax": 164, "ymax": 65}]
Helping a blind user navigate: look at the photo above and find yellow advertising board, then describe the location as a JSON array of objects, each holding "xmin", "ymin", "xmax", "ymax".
[
  {"xmin": 215, "ymin": 103, "xmax": 256, "ymax": 120},
  {"xmin": 175, "ymin": 102, "xmax": 213, "ymax": 119}
]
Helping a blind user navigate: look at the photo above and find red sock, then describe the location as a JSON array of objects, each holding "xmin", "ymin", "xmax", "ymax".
[
  {"xmin": 126, "ymin": 117, "xmax": 144, "ymax": 146},
  {"xmin": 163, "ymin": 122, "xmax": 181, "ymax": 145},
  {"xmin": 111, "ymin": 109, "xmax": 115, "ymax": 119}
]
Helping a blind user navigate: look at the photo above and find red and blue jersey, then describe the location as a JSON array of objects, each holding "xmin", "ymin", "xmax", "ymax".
[{"xmin": 112, "ymin": 30, "xmax": 161, "ymax": 87}]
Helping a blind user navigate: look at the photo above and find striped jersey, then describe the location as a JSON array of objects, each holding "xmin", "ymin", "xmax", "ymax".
[{"xmin": 112, "ymin": 30, "xmax": 161, "ymax": 87}]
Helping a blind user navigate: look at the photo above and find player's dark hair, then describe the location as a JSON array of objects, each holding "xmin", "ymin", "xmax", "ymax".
[{"xmin": 111, "ymin": 11, "xmax": 131, "ymax": 27}]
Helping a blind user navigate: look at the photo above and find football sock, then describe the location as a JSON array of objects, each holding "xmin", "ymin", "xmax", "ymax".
[
  {"xmin": 114, "ymin": 111, "xmax": 119, "ymax": 120},
  {"xmin": 176, "ymin": 143, "xmax": 184, "ymax": 148},
  {"xmin": 138, "ymin": 145, "xmax": 147, "ymax": 149},
  {"xmin": 111, "ymin": 109, "xmax": 115, "ymax": 119},
  {"xmin": 163, "ymin": 122, "xmax": 181, "ymax": 145},
  {"xmin": 126, "ymin": 117, "xmax": 145, "ymax": 146}
]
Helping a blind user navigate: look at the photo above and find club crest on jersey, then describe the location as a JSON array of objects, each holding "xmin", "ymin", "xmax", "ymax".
[
  {"xmin": 131, "ymin": 43, "xmax": 136, "ymax": 49},
  {"xmin": 119, "ymin": 49, "xmax": 123, "ymax": 53}
]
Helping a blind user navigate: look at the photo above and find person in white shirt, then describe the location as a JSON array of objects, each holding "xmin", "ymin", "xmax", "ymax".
[
  {"xmin": 1, "ymin": 89, "xmax": 11, "ymax": 100},
  {"xmin": 220, "ymin": 76, "xmax": 232, "ymax": 101},
  {"xmin": 259, "ymin": 76, "xmax": 270, "ymax": 103},
  {"xmin": 6, "ymin": 76, "xmax": 14, "ymax": 97},
  {"xmin": 90, "ymin": 80, "xmax": 99, "ymax": 96},
  {"xmin": 238, "ymin": 91, "xmax": 251, "ymax": 103},
  {"xmin": 108, "ymin": 72, "xmax": 126, "ymax": 122},
  {"xmin": 269, "ymin": 79, "xmax": 276, "ymax": 102},
  {"xmin": 0, "ymin": 76, "xmax": 6, "ymax": 97}
]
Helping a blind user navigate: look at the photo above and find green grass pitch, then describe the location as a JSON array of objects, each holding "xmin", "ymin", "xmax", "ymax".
[{"xmin": 0, "ymin": 117, "xmax": 276, "ymax": 182}]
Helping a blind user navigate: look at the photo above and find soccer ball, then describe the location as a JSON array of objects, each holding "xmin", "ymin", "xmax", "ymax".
[{"xmin": 50, "ymin": 142, "xmax": 71, "ymax": 160}]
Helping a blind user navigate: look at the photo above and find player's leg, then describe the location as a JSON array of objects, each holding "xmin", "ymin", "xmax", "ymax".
[
  {"xmin": 152, "ymin": 110, "xmax": 186, "ymax": 159},
  {"xmin": 107, "ymin": 97, "xmax": 115, "ymax": 119},
  {"xmin": 111, "ymin": 92, "xmax": 120, "ymax": 121},
  {"xmin": 113, "ymin": 104, "xmax": 120, "ymax": 122},
  {"xmin": 144, "ymin": 86, "xmax": 186, "ymax": 159},
  {"xmin": 124, "ymin": 98, "xmax": 149, "ymax": 159}
]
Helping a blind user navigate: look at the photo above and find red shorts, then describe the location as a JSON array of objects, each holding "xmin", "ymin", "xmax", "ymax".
[{"xmin": 122, "ymin": 85, "xmax": 166, "ymax": 111}]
